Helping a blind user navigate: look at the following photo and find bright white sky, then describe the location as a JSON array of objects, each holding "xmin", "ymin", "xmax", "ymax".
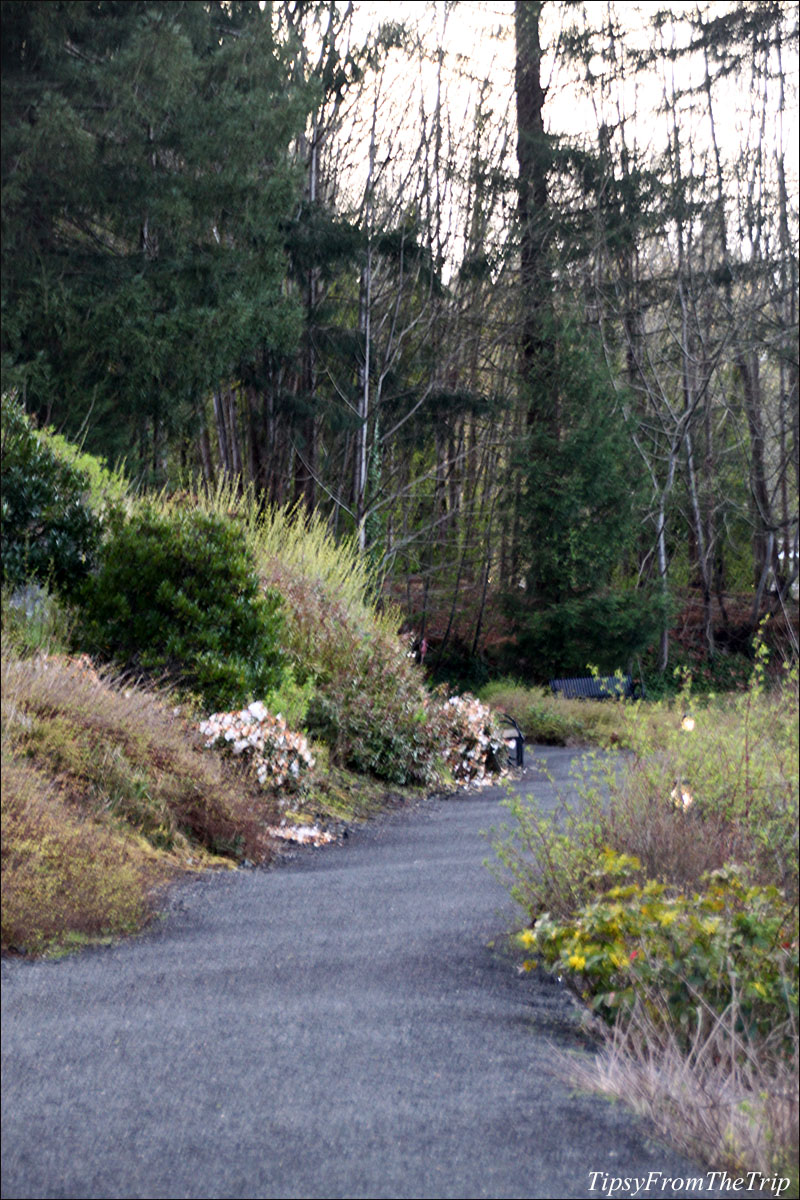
[
  {"xmin": 318, "ymin": 0, "xmax": 798, "ymax": 274},
  {"xmin": 348, "ymin": 0, "xmax": 798, "ymax": 168}
]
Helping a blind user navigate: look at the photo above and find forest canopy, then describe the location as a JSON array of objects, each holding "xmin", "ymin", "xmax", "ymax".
[{"xmin": 2, "ymin": 0, "xmax": 797, "ymax": 681}]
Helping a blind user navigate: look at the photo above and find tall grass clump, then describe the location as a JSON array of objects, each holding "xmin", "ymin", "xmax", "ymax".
[
  {"xmin": 563, "ymin": 998, "xmax": 798, "ymax": 1184},
  {"xmin": 180, "ymin": 480, "xmax": 379, "ymax": 634},
  {"xmin": 257, "ymin": 505, "xmax": 446, "ymax": 785},
  {"xmin": 495, "ymin": 651, "xmax": 798, "ymax": 1178}
]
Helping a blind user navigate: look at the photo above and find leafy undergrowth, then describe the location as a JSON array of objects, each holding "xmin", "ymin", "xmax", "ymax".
[
  {"xmin": 1, "ymin": 647, "xmax": 282, "ymax": 954},
  {"xmin": 284, "ymin": 742, "xmax": 428, "ymax": 827},
  {"xmin": 496, "ymin": 655, "xmax": 799, "ymax": 1180},
  {"xmin": 194, "ymin": 700, "xmax": 435, "ymax": 842}
]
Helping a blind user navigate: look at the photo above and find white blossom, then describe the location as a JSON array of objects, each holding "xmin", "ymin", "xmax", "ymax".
[{"xmin": 198, "ymin": 702, "xmax": 314, "ymax": 793}]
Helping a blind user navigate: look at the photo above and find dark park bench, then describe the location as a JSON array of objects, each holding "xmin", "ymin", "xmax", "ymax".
[
  {"xmin": 549, "ymin": 675, "xmax": 640, "ymax": 701},
  {"xmin": 499, "ymin": 713, "xmax": 525, "ymax": 767}
]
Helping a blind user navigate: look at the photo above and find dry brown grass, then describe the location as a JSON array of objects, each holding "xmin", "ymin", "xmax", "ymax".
[
  {"xmin": 1, "ymin": 646, "xmax": 282, "ymax": 954},
  {"xmin": 563, "ymin": 999, "xmax": 799, "ymax": 1183},
  {"xmin": 2, "ymin": 650, "xmax": 279, "ymax": 858},
  {"xmin": 1, "ymin": 754, "xmax": 173, "ymax": 954},
  {"xmin": 601, "ymin": 767, "xmax": 753, "ymax": 889}
]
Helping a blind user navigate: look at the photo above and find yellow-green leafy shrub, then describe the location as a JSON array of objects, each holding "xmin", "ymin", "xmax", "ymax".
[{"xmin": 531, "ymin": 858, "xmax": 798, "ymax": 1047}]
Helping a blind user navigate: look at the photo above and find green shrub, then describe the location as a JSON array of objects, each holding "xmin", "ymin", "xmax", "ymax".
[
  {"xmin": 1, "ymin": 395, "xmax": 100, "ymax": 593},
  {"xmin": 532, "ymin": 860, "xmax": 798, "ymax": 1049},
  {"xmin": 617, "ymin": 651, "xmax": 798, "ymax": 892},
  {"xmin": 494, "ymin": 648, "xmax": 799, "ymax": 1182},
  {"xmin": 77, "ymin": 505, "xmax": 285, "ymax": 710},
  {"xmin": 263, "ymin": 665, "xmax": 315, "ymax": 731},
  {"xmin": 307, "ymin": 627, "xmax": 441, "ymax": 785},
  {"xmin": 639, "ymin": 644, "xmax": 754, "ymax": 700},
  {"xmin": 493, "ymin": 753, "xmax": 623, "ymax": 921},
  {"xmin": 168, "ymin": 485, "xmax": 458, "ymax": 787},
  {"xmin": 308, "ymin": 664, "xmax": 506, "ymax": 787}
]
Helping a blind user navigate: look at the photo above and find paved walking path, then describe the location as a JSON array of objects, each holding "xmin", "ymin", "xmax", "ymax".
[{"xmin": 2, "ymin": 749, "xmax": 724, "ymax": 1199}]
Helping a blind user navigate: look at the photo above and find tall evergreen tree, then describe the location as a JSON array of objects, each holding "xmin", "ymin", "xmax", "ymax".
[
  {"xmin": 511, "ymin": 0, "xmax": 663, "ymax": 677},
  {"xmin": 1, "ymin": 0, "xmax": 311, "ymax": 470}
]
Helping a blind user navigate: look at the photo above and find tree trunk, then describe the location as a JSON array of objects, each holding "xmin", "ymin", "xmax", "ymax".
[
  {"xmin": 199, "ymin": 422, "xmax": 215, "ymax": 488},
  {"xmin": 515, "ymin": 0, "xmax": 553, "ymax": 429},
  {"xmin": 227, "ymin": 388, "xmax": 242, "ymax": 480},
  {"xmin": 213, "ymin": 391, "xmax": 231, "ymax": 476}
]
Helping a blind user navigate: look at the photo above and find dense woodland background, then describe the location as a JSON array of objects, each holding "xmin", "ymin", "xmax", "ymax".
[{"xmin": 2, "ymin": 0, "xmax": 798, "ymax": 685}]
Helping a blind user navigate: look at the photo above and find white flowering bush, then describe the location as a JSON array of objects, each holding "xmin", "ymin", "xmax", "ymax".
[
  {"xmin": 198, "ymin": 701, "xmax": 314, "ymax": 795},
  {"xmin": 199, "ymin": 694, "xmax": 505, "ymax": 797},
  {"xmin": 435, "ymin": 693, "xmax": 505, "ymax": 786}
]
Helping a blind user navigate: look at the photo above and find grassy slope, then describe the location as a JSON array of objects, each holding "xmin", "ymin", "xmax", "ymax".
[
  {"xmin": 1, "ymin": 647, "xmax": 281, "ymax": 953},
  {"xmin": 1, "ymin": 640, "xmax": 430, "ymax": 956},
  {"xmin": 0, "ymin": 491, "xmax": 432, "ymax": 955}
]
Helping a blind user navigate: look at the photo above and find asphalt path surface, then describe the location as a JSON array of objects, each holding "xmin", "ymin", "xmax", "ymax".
[{"xmin": 3, "ymin": 748, "xmax": 734, "ymax": 1200}]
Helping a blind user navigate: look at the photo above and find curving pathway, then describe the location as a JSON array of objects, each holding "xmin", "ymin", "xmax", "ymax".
[{"xmin": 2, "ymin": 748, "xmax": 730, "ymax": 1199}]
